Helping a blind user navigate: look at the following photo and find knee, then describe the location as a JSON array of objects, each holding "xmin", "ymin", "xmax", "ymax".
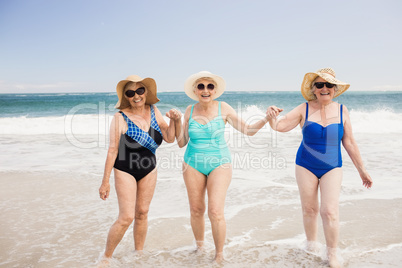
[
  {"xmin": 190, "ymin": 204, "xmax": 206, "ymax": 218},
  {"xmin": 135, "ymin": 207, "xmax": 149, "ymax": 221},
  {"xmin": 208, "ymin": 207, "xmax": 224, "ymax": 222},
  {"xmin": 302, "ymin": 205, "xmax": 319, "ymax": 218},
  {"xmin": 117, "ymin": 214, "xmax": 134, "ymax": 227},
  {"xmin": 320, "ymin": 207, "xmax": 339, "ymax": 222}
]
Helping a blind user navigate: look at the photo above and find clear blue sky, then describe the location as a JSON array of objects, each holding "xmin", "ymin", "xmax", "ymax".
[{"xmin": 1, "ymin": 0, "xmax": 401, "ymax": 93}]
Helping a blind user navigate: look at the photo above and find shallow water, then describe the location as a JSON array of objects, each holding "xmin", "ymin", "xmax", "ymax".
[
  {"xmin": 1, "ymin": 92, "xmax": 402, "ymax": 267},
  {"xmin": 0, "ymin": 130, "xmax": 401, "ymax": 267}
]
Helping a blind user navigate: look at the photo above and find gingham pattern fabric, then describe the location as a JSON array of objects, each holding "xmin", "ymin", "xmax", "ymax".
[{"xmin": 120, "ymin": 105, "xmax": 162, "ymax": 154}]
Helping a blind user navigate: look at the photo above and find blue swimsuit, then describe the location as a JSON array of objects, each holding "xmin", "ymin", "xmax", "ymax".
[
  {"xmin": 114, "ymin": 105, "xmax": 163, "ymax": 181},
  {"xmin": 296, "ymin": 102, "xmax": 344, "ymax": 179}
]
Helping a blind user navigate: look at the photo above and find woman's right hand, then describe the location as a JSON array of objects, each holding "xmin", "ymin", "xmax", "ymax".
[{"xmin": 99, "ymin": 181, "xmax": 110, "ymax": 200}]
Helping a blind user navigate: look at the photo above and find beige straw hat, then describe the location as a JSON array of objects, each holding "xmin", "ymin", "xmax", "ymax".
[
  {"xmin": 115, "ymin": 75, "xmax": 159, "ymax": 108},
  {"xmin": 301, "ymin": 67, "xmax": 350, "ymax": 101},
  {"xmin": 184, "ymin": 71, "xmax": 226, "ymax": 101}
]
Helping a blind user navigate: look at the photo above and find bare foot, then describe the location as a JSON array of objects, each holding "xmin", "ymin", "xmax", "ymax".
[
  {"xmin": 327, "ymin": 248, "xmax": 341, "ymax": 268},
  {"xmin": 96, "ymin": 254, "xmax": 111, "ymax": 268},
  {"xmin": 196, "ymin": 240, "xmax": 204, "ymax": 252},
  {"xmin": 305, "ymin": 240, "xmax": 320, "ymax": 255},
  {"xmin": 214, "ymin": 252, "xmax": 224, "ymax": 264}
]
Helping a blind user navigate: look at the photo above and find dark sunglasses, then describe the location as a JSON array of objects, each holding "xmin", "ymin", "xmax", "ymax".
[
  {"xmin": 197, "ymin": 83, "xmax": 215, "ymax": 90},
  {"xmin": 314, "ymin": 82, "xmax": 335, "ymax": 89},
  {"xmin": 125, "ymin": 87, "xmax": 145, "ymax": 97}
]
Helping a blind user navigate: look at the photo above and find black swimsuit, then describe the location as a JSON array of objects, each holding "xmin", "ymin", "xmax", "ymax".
[{"xmin": 113, "ymin": 105, "xmax": 163, "ymax": 181}]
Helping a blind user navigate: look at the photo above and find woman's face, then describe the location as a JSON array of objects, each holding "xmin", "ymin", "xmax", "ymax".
[
  {"xmin": 194, "ymin": 79, "xmax": 216, "ymax": 103},
  {"xmin": 313, "ymin": 77, "xmax": 336, "ymax": 101},
  {"xmin": 124, "ymin": 82, "xmax": 148, "ymax": 107}
]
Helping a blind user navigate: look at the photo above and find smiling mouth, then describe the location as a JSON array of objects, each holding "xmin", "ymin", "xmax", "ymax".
[
  {"xmin": 320, "ymin": 93, "xmax": 330, "ymax": 96},
  {"xmin": 201, "ymin": 94, "xmax": 210, "ymax": 98},
  {"xmin": 134, "ymin": 99, "xmax": 142, "ymax": 103}
]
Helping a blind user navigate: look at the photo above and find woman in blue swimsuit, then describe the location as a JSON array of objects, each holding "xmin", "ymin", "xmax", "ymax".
[
  {"xmin": 98, "ymin": 75, "xmax": 180, "ymax": 263},
  {"xmin": 174, "ymin": 71, "xmax": 274, "ymax": 263},
  {"xmin": 266, "ymin": 68, "xmax": 373, "ymax": 267}
]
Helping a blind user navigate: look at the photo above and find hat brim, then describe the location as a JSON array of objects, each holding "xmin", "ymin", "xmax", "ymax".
[
  {"xmin": 301, "ymin": 72, "xmax": 350, "ymax": 101},
  {"xmin": 184, "ymin": 71, "xmax": 226, "ymax": 101},
  {"xmin": 115, "ymin": 76, "xmax": 159, "ymax": 108}
]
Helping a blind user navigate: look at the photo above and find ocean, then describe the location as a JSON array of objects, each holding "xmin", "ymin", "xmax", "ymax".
[{"xmin": 0, "ymin": 91, "xmax": 401, "ymax": 267}]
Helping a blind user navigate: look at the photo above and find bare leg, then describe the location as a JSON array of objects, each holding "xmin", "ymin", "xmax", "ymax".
[
  {"xmin": 134, "ymin": 169, "xmax": 157, "ymax": 250},
  {"xmin": 207, "ymin": 164, "xmax": 232, "ymax": 263},
  {"xmin": 295, "ymin": 165, "xmax": 320, "ymax": 249},
  {"xmin": 320, "ymin": 168, "xmax": 343, "ymax": 268},
  {"xmin": 183, "ymin": 163, "xmax": 207, "ymax": 250},
  {"xmin": 103, "ymin": 169, "xmax": 137, "ymax": 258}
]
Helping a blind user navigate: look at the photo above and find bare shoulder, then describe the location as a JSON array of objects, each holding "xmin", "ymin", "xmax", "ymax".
[
  {"xmin": 220, "ymin": 101, "xmax": 231, "ymax": 109},
  {"xmin": 113, "ymin": 111, "xmax": 124, "ymax": 120},
  {"xmin": 220, "ymin": 101, "xmax": 235, "ymax": 114},
  {"xmin": 342, "ymin": 104, "xmax": 349, "ymax": 113},
  {"xmin": 183, "ymin": 104, "xmax": 193, "ymax": 121},
  {"xmin": 291, "ymin": 102, "xmax": 307, "ymax": 115},
  {"xmin": 152, "ymin": 104, "xmax": 162, "ymax": 115},
  {"xmin": 184, "ymin": 104, "xmax": 193, "ymax": 115}
]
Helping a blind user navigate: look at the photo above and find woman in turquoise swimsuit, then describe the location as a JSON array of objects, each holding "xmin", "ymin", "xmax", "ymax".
[
  {"xmin": 266, "ymin": 68, "xmax": 373, "ymax": 267},
  {"xmin": 175, "ymin": 71, "xmax": 274, "ymax": 263}
]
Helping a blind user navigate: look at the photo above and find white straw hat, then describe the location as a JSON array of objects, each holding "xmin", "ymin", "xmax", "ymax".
[
  {"xmin": 184, "ymin": 71, "xmax": 226, "ymax": 101},
  {"xmin": 301, "ymin": 68, "xmax": 350, "ymax": 101}
]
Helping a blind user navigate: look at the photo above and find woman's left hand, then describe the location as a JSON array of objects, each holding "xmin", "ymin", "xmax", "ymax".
[
  {"xmin": 166, "ymin": 109, "xmax": 182, "ymax": 121},
  {"xmin": 266, "ymin": 106, "xmax": 283, "ymax": 120},
  {"xmin": 360, "ymin": 172, "xmax": 373, "ymax": 189}
]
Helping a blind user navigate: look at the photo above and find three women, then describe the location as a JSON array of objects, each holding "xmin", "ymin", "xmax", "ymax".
[{"xmin": 99, "ymin": 69, "xmax": 372, "ymax": 267}]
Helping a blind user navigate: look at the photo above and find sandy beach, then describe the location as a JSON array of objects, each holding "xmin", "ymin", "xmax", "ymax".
[{"xmin": 1, "ymin": 127, "xmax": 401, "ymax": 267}]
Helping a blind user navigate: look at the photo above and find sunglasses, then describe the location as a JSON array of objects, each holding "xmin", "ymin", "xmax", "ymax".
[
  {"xmin": 197, "ymin": 83, "xmax": 215, "ymax": 90},
  {"xmin": 314, "ymin": 82, "xmax": 335, "ymax": 89},
  {"xmin": 125, "ymin": 87, "xmax": 145, "ymax": 97}
]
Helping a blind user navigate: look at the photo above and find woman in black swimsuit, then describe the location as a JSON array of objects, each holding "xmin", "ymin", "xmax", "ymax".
[{"xmin": 98, "ymin": 75, "xmax": 181, "ymax": 263}]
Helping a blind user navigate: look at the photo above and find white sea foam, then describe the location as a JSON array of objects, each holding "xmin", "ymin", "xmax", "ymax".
[{"xmin": 1, "ymin": 107, "xmax": 401, "ymax": 135}]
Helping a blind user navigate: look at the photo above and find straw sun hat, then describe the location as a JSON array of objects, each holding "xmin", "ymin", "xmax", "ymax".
[
  {"xmin": 184, "ymin": 71, "xmax": 226, "ymax": 101},
  {"xmin": 301, "ymin": 67, "xmax": 350, "ymax": 101},
  {"xmin": 115, "ymin": 75, "xmax": 159, "ymax": 108}
]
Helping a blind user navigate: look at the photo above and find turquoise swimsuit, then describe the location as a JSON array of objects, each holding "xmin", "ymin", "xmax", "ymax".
[{"xmin": 184, "ymin": 102, "xmax": 231, "ymax": 175}]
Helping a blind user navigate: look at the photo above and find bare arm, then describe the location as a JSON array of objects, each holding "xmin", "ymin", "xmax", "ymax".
[
  {"xmin": 268, "ymin": 103, "xmax": 305, "ymax": 132},
  {"xmin": 341, "ymin": 105, "xmax": 373, "ymax": 189},
  {"xmin": 99, "ymin": 113, "xmax": 124, "ymax": 200},
  {"xmin": 223, "ymin": 102, "xmax": 273, "ymax": 136},
  {"xmin": 165, "ymin": 107, "xmax": 183, "ymax": 143},
  {"xmin": 154, "ymin": 105, "xmax": 175, "ymax": 143},
  {"xmin": 176, "ymin": 105, "xmax": 191, "ymax": 148}
]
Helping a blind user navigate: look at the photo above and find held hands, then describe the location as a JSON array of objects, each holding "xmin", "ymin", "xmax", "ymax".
[
  {"xmin": 166, "ymin": 108, "xmax": 182, "ymax": 122},
  {"xmin": 266, "ymin": 106, "xmax": 283, "ymax": 120}
]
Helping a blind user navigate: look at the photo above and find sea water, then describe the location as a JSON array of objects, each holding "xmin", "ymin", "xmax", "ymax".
[{"xmin": 0, "ymin": 91, "xmax": 401, "ymax": 267}]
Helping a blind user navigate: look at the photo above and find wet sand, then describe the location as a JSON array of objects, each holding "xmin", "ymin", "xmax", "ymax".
[{"xmin": 1, "ymin": 171, "xmax": 401, "ymax": 267}]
